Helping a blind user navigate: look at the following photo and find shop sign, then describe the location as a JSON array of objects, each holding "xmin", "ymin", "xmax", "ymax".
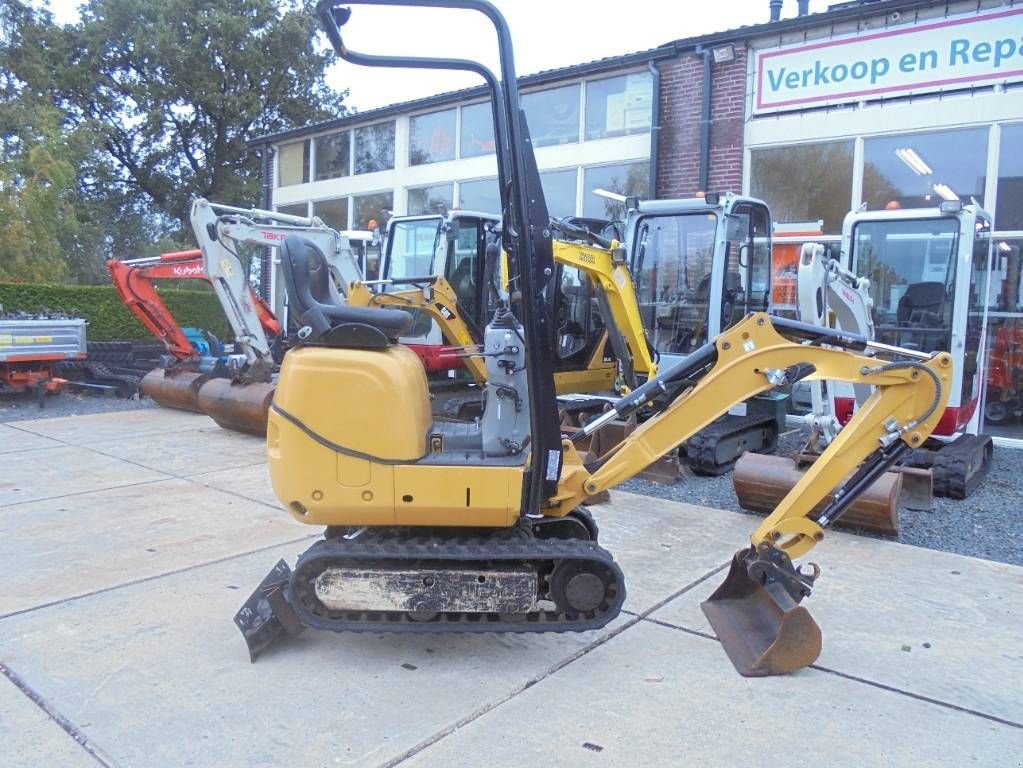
[{"xmin": 754, "ymin": 7, "xmax": 1023, "ymax": 114}]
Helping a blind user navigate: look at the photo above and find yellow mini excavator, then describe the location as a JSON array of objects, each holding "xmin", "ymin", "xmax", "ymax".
[
  {"xmin": 235, "ymin": 0, "xmax": 953, "ymax": 677},
  {"xmin": 375, "ymin": 210, "xmax": 658, "ymax": 394}
]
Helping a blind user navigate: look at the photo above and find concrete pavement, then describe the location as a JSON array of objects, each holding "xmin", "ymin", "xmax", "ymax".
[{"xmin": 0, "ymin": 409, "xmax": 1020, "ymax": 767}]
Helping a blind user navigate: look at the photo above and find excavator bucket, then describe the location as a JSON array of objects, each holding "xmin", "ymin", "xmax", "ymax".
[
  {"xmin": 733, "ymin": 453, "xmax": 902, "ymax": 536},
  {"xmin": 197, "ymin": 378, "xmax": 275, "ymax": 436},
  {"xmin": 701, "ymin": 550, "xmax": 822, "ymax": 677},
  {"xmin": 141, "ymin": 368, "xmax": 210, "ymax": 413}
]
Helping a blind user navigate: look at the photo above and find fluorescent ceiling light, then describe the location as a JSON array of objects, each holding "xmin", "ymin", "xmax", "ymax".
[
  {"xmin": 932, "ymin": 183, "xmax": 959, "ymax": 201},
  {"xmin": 592, "ymin": 188, "xmax": 627, "ymax": 202},
  {"xmin": 999, "ymin": 241, "xmax": 1012, "ymax": 253},
  {"xmin": 895, "ymin": 147, "xmax": 933, "ymax": 176}
]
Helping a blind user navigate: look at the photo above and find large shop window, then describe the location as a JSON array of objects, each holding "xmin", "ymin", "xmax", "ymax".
[
  {"xmin": 540, "ymin": 169, "xmax": 578, "ymax": 219},
  {"xmin": 278, "ymin": 140, "xmax": 309, "ymax": 187},
  {"xmin": 410, "ymin": 109, "xmax": 456, "ymax": 166},
  {"xmin": 458, "ymin": 178, "xmax": 501, "ymax": 216},
  {"xmin": 582, "ymin": 162, "xmax": 650, "ymax": 220},
  {"xmin": 314, "ymin": 131, "xmax": 350, "ymax": 181},
  {"xmin": 353, "ymin": 191, "xmax": 393, "ymax": 230},
  {"xmin": 982, "ymin": 237, "xmax": 1023, "ymax": 433},
  {"xmin": 276, "ymin": 202, "xmax": 308, "ymax": 218},
  {"xmin": 862, "ymin": 127, "xmax": 988, "ymax": 211},
  {"xmin": 585, "ymin": 72, "xmax": 653, "ymax": 140},
  {"xmin": 852, "ymin": 216, "xmax": 959, "ymax": 352},
  {"xmin": 407, "ymin": 184, "xmax": 454, "ymax": 216},
  {"xmin": 749, "ymin": 141, "xmax": 853, "ymax": 234},
  {"xmin": 354, "ymin": 122, "xmax": 396, "ymax": 175},
  {"xmin": 996, "ymin": 124, "xmax": 1023, "ymax": 231},
  {"xmin": 460, "ymin": 101, "xmax": 495, "ymax": 158},
  {"xmin": 522, "ymin": 84, "xmax": 580, "ymax": 148},
  {"xmin": 313, "ymin": 197, "xmax": 348, "ymax": 231}
]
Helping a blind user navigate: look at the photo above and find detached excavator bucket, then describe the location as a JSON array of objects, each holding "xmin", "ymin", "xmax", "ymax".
[
  {"xmin": 141, "ymin": 368, "xmax": 210, "ymax": 413},
  {"xmin": 701, "ymin": 550, "xmax": 822, "ymax": 677},
  {"xmin": 733, "ymin": 453, "xmax": 902, "ymax": 536},
  {"xmin": 197, "ymin": 378, "xmax": 275, "ymax": 436}
]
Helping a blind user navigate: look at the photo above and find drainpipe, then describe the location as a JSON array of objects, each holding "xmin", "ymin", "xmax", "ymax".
[
  {"xmin": 647, "ymin": 60, "xmax": 661, "ymax": 198},
  {"xmin": 697, "ymin": 46, "xmax": 712, "ymax": 194},
  {"xmin": 260, "ymin": 142, "xmax": 275, "ymax": 302}
]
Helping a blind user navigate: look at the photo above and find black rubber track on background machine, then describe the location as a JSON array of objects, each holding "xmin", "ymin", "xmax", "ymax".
[
  {"xmin": 286, "ymin": 526, "xmax": 625, "ymax": 635},
  {"xmin": 931, "ymin": 434, "xmax": 994, "ymax": 499},
  {"xmin": 685, "ymin": 413, "xmax": 779, "ymax": 476}
]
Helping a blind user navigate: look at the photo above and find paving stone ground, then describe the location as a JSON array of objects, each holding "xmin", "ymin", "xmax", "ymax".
[{"xmin": 1, "ymin": 409, "xmax": 1020, "ymax": 767}]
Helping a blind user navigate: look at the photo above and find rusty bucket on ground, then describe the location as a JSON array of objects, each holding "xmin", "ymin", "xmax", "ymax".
[
  {"xmin": 733, "ymin": 453, "xmax": 902, "ymax": 536},
  {"xmin": 197, "ymin": 378, "xmax": 275, "ymax": 436},
  {"xmin": 701, "ymin": 549, "xmax": 823, "ymax": 677},
  {"xmin": 141, "ymin": 368, "xmax": 211, "ymax": 413}
]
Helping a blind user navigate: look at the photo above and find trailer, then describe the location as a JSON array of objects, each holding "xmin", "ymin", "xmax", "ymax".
[{"xmin": 0, "ymin": 314, "xmax": 88, "ymax": 405}]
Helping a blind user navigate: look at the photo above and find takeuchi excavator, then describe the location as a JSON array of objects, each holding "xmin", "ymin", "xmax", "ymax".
[{"xmin": 235, "ymin": 0, "xmax": 952, "ymax": 678}]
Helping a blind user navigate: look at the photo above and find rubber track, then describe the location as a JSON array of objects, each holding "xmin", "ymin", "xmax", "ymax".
[
  {"xmin": 932, "ymin": 434, "xmax": 993, "ymax": 499},
  {"xmin": 287, "ymin": 527, "xmax": 626, "ymax": 634},
  {"xmin": 685, "ymin": 413, "xmax": 778, "ymax": 476}
]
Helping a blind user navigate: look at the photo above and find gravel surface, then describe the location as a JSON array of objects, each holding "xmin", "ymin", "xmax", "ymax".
[
  {"xmin": 621, "ymin": 426, "xmax": 1023, "ymax": 567},
  {"xmin": 0, "ymin": 389, "xmax": 157, "ymax": 423}
]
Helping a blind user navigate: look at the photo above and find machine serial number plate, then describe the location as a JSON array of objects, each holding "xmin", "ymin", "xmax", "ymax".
[{"xmin": 314, "ymin": 567, "xmax": 537, "ymax": 613}]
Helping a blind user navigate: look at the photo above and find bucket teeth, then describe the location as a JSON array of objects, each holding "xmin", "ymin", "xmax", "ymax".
[
  {"xmin": 233, "ymin": 559, "xmax": 305, "ymax": 662},
  {"xmin": 702, "ymin": 548, "xmax": 822, "ymax": 677}
]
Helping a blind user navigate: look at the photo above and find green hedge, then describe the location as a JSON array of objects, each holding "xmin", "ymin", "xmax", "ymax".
[{"xmin": 0, "ymin": 282, "xmax": 231, "ymax": 342}]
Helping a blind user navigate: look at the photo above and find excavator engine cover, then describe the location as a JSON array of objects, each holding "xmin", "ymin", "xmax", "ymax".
[
  {"xmin": 701, "ymin": 548, "xmax": 822, "ymax": 677},
  {"xmin": 198, "ymin": 378, "xmax": 275, "ymax": 436},
  {"xmin": 141, "ymin": 368, "xmax": 210, "ymax": 413}
]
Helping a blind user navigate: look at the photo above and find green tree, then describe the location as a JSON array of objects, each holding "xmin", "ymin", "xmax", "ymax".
[{"xmin": 1, "ymin": 0, "xmax": 347, "ymax": 281}]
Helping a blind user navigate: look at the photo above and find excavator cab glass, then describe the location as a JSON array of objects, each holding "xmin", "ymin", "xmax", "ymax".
[
  {"xmin": 632, "ymin": 211, "xmax": 718, "ymax": 357},
  {"xmin": 851, "ymin": 216, "xmax": 959, "ymax": 352},
  {"xmin": 386, "ymin": 216, "xmax": 443, "ymax": 280},
  {"xmin": 723, "ymin": 202, "xmax": 772, "ymax": 328}
]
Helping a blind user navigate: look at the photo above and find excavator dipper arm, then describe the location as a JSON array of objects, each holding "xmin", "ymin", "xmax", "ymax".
[
  {"xmin": 552, "ymin": 239, "xmax": 658, "ymax": 383},
  {"xmin": 552, "ymin": 312, "xmax": 951, "ymax": 675}
]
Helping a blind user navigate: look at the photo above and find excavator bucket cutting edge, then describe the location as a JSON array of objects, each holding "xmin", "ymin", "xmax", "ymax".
[
  {"xmin": 197, "ymin": 378, "xmax": 275, "ymax": 436},
  {"xmin": 140, "ymin": 368, "xmax": 211, "ymax": 413},
  {"xmin": 701, "ymin": 549, "xmax": 822, "ymax": 677}
]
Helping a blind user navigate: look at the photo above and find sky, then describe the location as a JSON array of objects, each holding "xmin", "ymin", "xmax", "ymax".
[{"xmin": 43, "ymin": 0, "xmax": 826, "ymax": 111}]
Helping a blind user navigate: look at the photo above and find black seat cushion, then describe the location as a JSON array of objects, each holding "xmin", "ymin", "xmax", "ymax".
[{"xmin": 279, "ymin": 235, "xmax": 412, "ymax": 343}]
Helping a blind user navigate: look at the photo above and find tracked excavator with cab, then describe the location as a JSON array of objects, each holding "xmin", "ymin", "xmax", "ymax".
[{"xmin": 235, "ymin": 0, "xmax": 952, "ymax": 677}]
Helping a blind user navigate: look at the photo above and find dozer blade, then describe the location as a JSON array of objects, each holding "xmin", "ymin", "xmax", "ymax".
[
  {"xmin": 197, "ymin": 378, "xmax": 275, "ymax": 436},
  {"xmin": 141, "ymin": 368, "xmax": 211, "ymax": 413},
  {"xmin": 701, "ymin": 550, "xmax": 822, "ymax": 677},
  {"xmin": 234, "ymin": 559, "xmax": 305, "ymax": 662}
]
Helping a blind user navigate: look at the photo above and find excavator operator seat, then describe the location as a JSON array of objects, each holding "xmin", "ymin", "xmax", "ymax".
[{"xmin": 280, "ymin": 235, "xmax": 412, "ymax": 347}]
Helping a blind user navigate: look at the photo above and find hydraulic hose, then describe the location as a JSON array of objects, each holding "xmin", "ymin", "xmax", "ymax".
[{"xmin": 861, "ymin": 359, "xmax": 943, "ymax": 434}]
